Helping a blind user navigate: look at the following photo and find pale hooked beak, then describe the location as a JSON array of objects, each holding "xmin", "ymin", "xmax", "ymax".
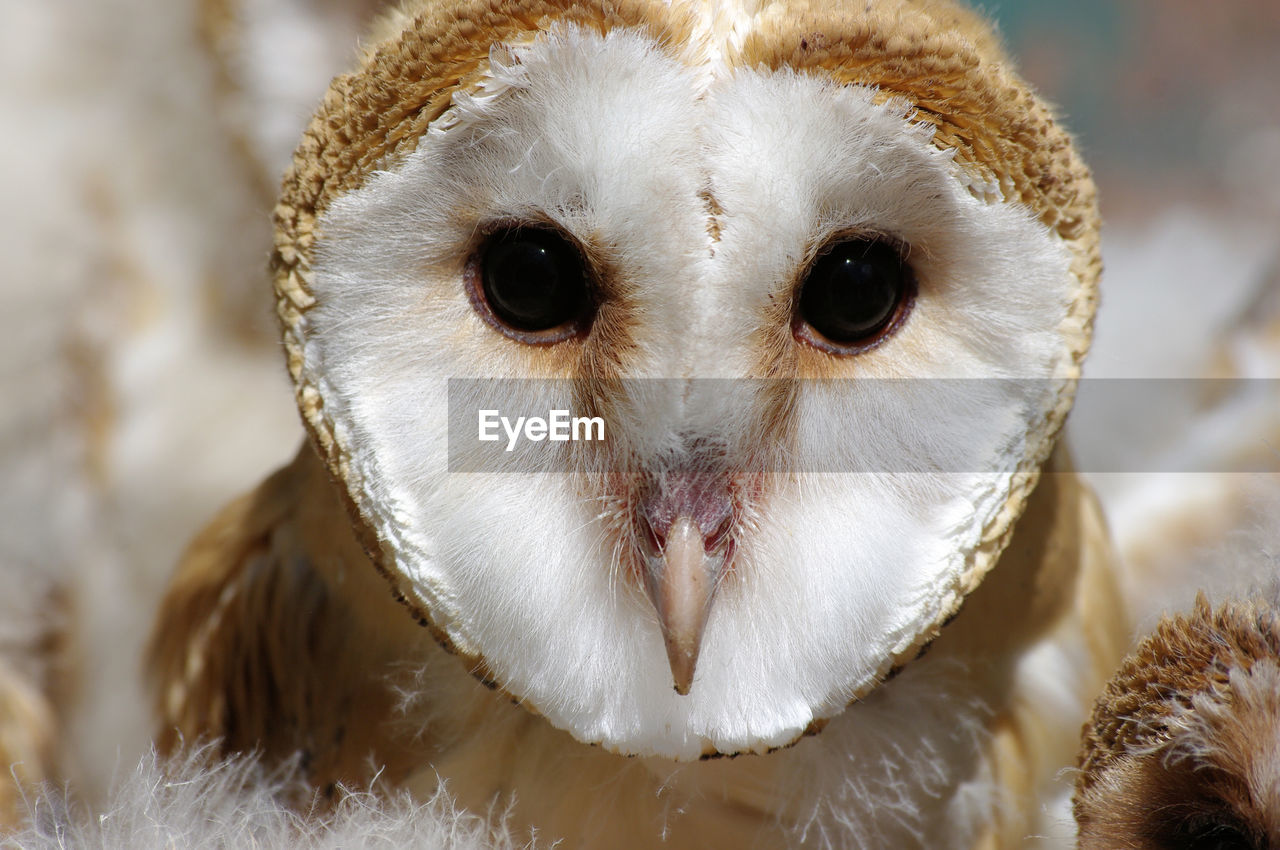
[
  {"xmin": 642, "ymin": 517, "xmax": 723, "ymax": 694},
  {"xmin": 638, "ymin": 477, "xmax": 733, "ymax": 695}
]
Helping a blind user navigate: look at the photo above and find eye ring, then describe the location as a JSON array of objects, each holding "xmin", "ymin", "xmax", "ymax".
[
  {"xmin": 464, "ymin": 224, "xmax": 595, "ymax": 344},
  {"xmin": 792, "ymin": 234, "xmax": 917, "ymax": 355}
]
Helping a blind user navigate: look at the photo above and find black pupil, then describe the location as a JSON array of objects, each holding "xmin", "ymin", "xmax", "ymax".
[
  {"xmin": 798, "ymin": 239, "xmax": 906, "ymax": 344},
  {"xmin": 481, "ymin": 229, "xmax": 586, "ymax": 331}
]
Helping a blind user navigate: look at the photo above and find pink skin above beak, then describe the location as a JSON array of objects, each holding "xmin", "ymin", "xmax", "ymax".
[{"xmin": 638, "ymin": 473, "xmax": 733, "ymax": 695}]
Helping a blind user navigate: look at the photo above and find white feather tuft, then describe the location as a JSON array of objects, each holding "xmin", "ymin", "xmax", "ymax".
[{"xmin": 6, "ymin": 747, "xmax": 528, "ymax": 850}]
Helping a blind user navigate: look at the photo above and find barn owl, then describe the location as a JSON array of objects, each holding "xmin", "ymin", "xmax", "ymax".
[
  {"xmin": 149, "ymin": 0, "xmax": 1129, "ymax": 846},
  {"xmin": 1076, "ymin": 594, "xmax": 1280, "ymax": 849}
]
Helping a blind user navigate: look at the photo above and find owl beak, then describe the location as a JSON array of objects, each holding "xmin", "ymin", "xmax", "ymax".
[{"xmin": 642, "ymin": 515, "xmax": 727, "ymax": 696}]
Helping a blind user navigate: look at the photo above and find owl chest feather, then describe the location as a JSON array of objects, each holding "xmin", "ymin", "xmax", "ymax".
[{"xmin": 151, "ymin": 444, "xmax": 1125, "ymax": 848}]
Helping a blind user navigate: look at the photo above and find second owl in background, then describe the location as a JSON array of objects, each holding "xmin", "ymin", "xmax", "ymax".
[
  {"xmin": 150, "ymin": 0, "xmax": 1129, "ymax": 846},
  {"xmin": 1077, "ymin": 593, "xmax": 1280, "ymax": 849}
]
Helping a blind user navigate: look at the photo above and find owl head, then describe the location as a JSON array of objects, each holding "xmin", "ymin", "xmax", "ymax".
[
  {"xmin": 272, "ymin": 0, "xmax": 1100, "ymax": 760},
  {"xmin": 1075, "ymin": 594, "xmax": 1280, "ymax": 848}
]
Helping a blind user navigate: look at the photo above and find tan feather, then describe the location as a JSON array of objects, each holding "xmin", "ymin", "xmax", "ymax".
[
  {"xmin": 0, "ymin": 585, "xmax": 65, "ymax": 828},
  {"xmin": 148, "ymin": 445, "xmax": 433, "ymax": 798}
]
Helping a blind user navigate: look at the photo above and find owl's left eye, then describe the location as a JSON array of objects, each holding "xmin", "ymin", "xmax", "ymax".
[
  {"xmin": 468, "ymin": 226, "xmax": 593, "ymax": 343},
  {"xmin": 793, "ymin": 236, "xmax": 915, "ymax": 354}
]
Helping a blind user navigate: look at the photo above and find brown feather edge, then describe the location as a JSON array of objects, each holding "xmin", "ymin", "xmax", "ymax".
[{"xmin": 270, "ymin": 0, "xmax": 1101, "ymax": 755}]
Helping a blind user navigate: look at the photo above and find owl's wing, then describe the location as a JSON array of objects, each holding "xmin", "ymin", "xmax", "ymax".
[
  {"xmin": 148, "ymin": 444, "xmax": 426, "ymax": 796},
  {"xmin": 923, "ymin": 448, "xmax": 1131, "ymax": 844}
]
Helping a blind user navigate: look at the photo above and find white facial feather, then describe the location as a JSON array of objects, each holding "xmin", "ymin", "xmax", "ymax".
[{"xmin": 307, "ymin": 25, "xmax": 1079, "ymax": 759}]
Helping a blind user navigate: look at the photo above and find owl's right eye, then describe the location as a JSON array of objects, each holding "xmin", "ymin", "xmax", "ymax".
[{"xmin": 468, "ymin": 226, "xmax": 593, "ymax": 343}]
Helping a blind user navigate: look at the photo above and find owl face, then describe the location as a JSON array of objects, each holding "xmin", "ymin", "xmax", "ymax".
[{"xmin": 279, "ymin": 1, "xmax": 1099, "ymax": 760}]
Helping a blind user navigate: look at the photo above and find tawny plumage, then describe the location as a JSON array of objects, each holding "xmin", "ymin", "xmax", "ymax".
[
  {"xmin": 150, "ymin": 447, "xmax": 427, "ymax": 797},
  {"xmin": 149, "ymin": 0, "xmax": 1128, "ymax": 845},
  {"xmin": 0, "ymin": 586, "xmax": 64, "ymax": 828}
]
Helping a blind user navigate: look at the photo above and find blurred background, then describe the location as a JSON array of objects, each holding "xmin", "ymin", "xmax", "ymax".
[
  {"xmin": 0, "ymin": 0, "xmax": 1276, "ymax": 818},
  {"xmin": 995, "ymin": 0, "xmax": 1280, "ymax": 618}
]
